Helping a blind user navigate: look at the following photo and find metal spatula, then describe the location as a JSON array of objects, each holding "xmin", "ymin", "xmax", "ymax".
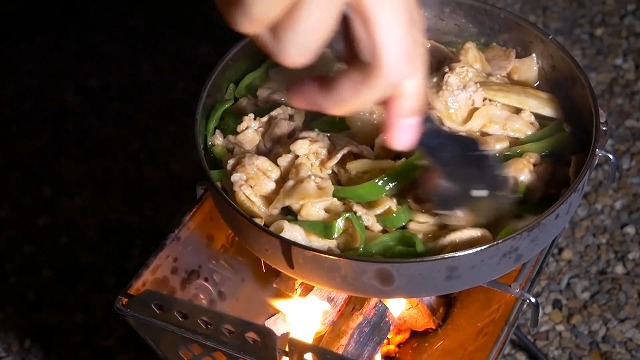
[{"xmin": 416, "ymin": 115, "xmax": 517, "ymax": 225}]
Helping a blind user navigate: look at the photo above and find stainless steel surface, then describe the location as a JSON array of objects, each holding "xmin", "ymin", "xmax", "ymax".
[
  {"xmin": 398, "ymin": 236, "xmax": 556, "ymax": 360},
  {"xmin": 594, "ymin": 107, "xmax": 618, "ymax": 183},
  {"xmin": 115, "ymin": 193, "xmax": 352, "ymax": 360},
  {"xmin": 483, "ymin": 280, "xmax": 540, "ymax": 329},
  {"xmin": 195, "ymin": 0, "xmax": 610, "ymax": 298},
  {"xmin": 486, "ymin": 235, "xmax": 556, "ymax": 360},
  {"xmin": 119, "ymin": 290, "xmax": 281, "ymax": 360},
  {"xmin": 596, "ymin": 149, "xmax": 618, "ymax": 184},
  {"xmin": 417, "ymin": 114, "xmax": 515, "ymax": 218},
  {"xmin": 115, "ymin": 192, "xmax": 556, "ymax": 360}
]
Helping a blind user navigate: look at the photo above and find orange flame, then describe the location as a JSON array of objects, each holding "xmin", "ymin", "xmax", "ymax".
[
  {"xmin": 271, "ymin": 296, "xmax": 331, "ymax": 344},
  {"xmin": 382, "ymin": 298, "xmax": 408, "ymax": 318}
]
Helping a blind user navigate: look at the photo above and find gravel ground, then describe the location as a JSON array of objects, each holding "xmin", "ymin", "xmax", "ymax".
[
  {"xmin": 1, "ymin": 0, "xmax": 637, "ymax": 359},
  {"xmin": 486, "ymin": 0, "xmax": 640, "ymax": 359}
]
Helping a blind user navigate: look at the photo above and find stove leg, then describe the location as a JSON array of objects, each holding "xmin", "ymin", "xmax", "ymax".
[{"xmin": 511, "ymin": 326, "xmax": 548, "ymax": 360}]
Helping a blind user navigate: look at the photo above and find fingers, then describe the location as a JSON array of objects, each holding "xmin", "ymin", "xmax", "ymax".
[
  {"xmin": 253, "ymin": 0, "xmax": 348, "ymax": 69},
  {"xmin": 383, "ymin": 77, "xmax": 427, "ymax": 151},
  {"xmin": 214, "ymin": 0, "xmax": 298, "ymax": 36},
  {"xmin": 215, "ymin": 0, "xmax": 430, "ymax": 152},
  {"xmin": 216, "ymin": 0, "xmax": 348, "ymax": 69},
  {"xmin": 286, "ymin": 0, "xmax": 429, "ymax": 151}
]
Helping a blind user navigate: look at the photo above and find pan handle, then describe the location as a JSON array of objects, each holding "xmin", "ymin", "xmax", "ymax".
[{"xmin": 595, "ymin": 107, "xmax": 618, "ymax": 184}]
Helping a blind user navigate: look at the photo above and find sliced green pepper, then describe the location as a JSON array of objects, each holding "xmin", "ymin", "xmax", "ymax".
[
  {"xmin": 219, "ymin": 56, "xmax": 267, "ymax": 94},
  {"xmin": 309, "ymin": 116, "xmax": 350, "ymax": 133},
  {"xmin": 224, "ymin": 83, "xmax": 237, "ymax": 100},
  {"xmin": 210, "ymin": 169, "xmax": 225, "ymax": 182},
  {"xmin": 206, "ymin": 99, "xmax": 235, "ymax": 146},
  {"xmin": 355, "ymin": 230, "xmax": 427, "ymax": 258},
  {"xmin": 293, "ymin": 212, "xmax": 366, "ymax": 250},
  {"xmin": 205, "ymin": 83, "xmax": 237, "ymax": 147},
  {"xmin": 531, "ymin": 114, "xmax": 557, "ymax": 128},
  {"xmin": 496, "ymin": 225, "xmax": 516, "ymax": 240},
  {"xmin": 212, "ymin": 145, "xmax": 228, "ymax": 160},
  {"xmin": 235, "ymin": 59, "xmax": 273, "ymax": 98},
  {"xmin": 284, "ymin": 215, "xmax": 298, "ymax": 222},
  {"xmin": 333, "ymin": 154, "xmax": 423, "ymax": 203},
  {"xmin": 518, "ymin": 181, "xmax": 527, "ymax": 198},
  {"xmin": 376, "ymin": 203, "xmax": 412, "ymax": 231},
  {"xmin": 217, "ymin": 111, "xmax": 244, "ymax": 137},
  {"xmin": 503, "ymin": 131, "xmax": 573, "ymax": 161},
  {"xmin": 514, "ymin": 120, "xmax": 565, "ymax": 146}
]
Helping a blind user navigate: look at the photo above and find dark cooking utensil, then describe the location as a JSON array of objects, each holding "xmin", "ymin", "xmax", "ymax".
[
  {"xmin": 417, "ymin": 114, "xmax": 517, "ymax": 224},
  {"xmin": 196, "ymin": 0, "xmax": 617, "ymax": 298}
]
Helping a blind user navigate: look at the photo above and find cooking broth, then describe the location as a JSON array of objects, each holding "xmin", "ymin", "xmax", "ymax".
[{"xmin": 201, "ymin": 40, "xmax": 584, "ymax": 260}]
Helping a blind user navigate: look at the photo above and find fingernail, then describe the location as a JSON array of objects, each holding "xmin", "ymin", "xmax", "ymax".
[{"xmin": 384, "ymin": 116, "xmax": 423, "ymax": 152}]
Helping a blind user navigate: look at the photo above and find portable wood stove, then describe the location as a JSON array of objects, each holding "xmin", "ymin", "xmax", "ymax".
[{"xmin": 115, "ymin": 188, "xmax": 554, "ymax": 360}]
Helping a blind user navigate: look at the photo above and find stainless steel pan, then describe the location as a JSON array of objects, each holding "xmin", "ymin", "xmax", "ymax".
[{"xmin": 195, "ymin": 0, "xmax": 616, "ymax": 298}]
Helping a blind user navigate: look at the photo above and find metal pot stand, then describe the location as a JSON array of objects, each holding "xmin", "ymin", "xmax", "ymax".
[{"xmin": 115, "ymin": 187, "xmax": 565, "ymax": 360}]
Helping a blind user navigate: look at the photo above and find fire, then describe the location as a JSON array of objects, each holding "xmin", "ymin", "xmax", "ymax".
[
  {"xmin": 382, "ymin": 298, "xmax": 408, "ymax": 318},
  {"xmin": 268, "ymin": 294, "xmax": 420, "ymax": 359},
  {"xmin": 380, "ymin": 298, "xmax": 411, "ymax": 359},
  {"xmin": 271, "ymin": 296, "xmax": 331, "ymax": 344}
]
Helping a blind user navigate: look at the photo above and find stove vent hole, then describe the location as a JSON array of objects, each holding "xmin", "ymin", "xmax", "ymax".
[
  {"xmin": 151, "ymin": 302, "xmax": 164, "ymax": 314},
  {"xmin": 178, "ymin": 345, "xmax": 193, "ymax": 360},
  {"xmin": 222, "ymin": 324, "xmax": 236, "ymax": 337},
  {"xmin": 198, "ymin": 316, "xmax": 213, "ymax": 329},
  {"xmin": 191, "ymin": 343, "xmax": 204, "ymax": 355},
  {"xmin": 175, "ymin": 310, "xmax": 189, "ymax": 321},
  {"xmin": 244, "ymin": 331, "xmax": 261, "ymax": 345},
  {"xmin": 211, "ymin": 351, "xmax": 227, "ymax": 360},
  {"xmin": 180, "ymin": 343, "xmax": 229, "ymax": 360}
]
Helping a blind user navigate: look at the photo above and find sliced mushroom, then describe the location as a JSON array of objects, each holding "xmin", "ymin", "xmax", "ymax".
[
  {"xmin": 478, "ymin": 81, "xmax": 564, "ymax": 120},
  {"xmin": 509, "ymin": 54, "xmax": 540, "ymax": 86},
  {"xmin": 429, "ymin": 228, "xmax": 493, "ymax": 254},
  {"xmin": 463, "ymin": 103, "xmax": 539, "ymax": 138},
  {"xmin": 483, "ymin": 43, "xmax": 516, "ymax": 76},
  {"xmin": 476, "ymin": 134, "xmax": 512, "ymax": 153},
  {"xmin": 458, "ymin": 41, "xmax": 492, "ymax": 74},
  {"xmin": 270, "ymin": 220, "xmax": 340, "ymax": 253}
]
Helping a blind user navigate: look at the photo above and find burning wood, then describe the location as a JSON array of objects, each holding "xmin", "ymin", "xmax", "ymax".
[
  {"xmin": 265, "ymin": 286, "xmax": 350, "ymax": 337},
  {"xmin": 380, "ymin": 296, "xmax": 451, "ymax": 358},
  {"xmin": 392, "ymin": 296, "xmax": 449, "ymax": 331},
  {"xmin": 266, "ymin": 275, "xmax": 450, "ymax": 359},
  {"xmin": 380, "ymin": 328, "xmax": 412, "ymax": 358},
  {"xmin": 272, "ymin": 273, "xmax": 314, "ymax": 297},
  {"xmin": 269, "ymin": 295, "xmax": 330, "ymax": 347},
  {"xmin": 319, "ymin": 297, "xmax": 392, "ymax": 359}
]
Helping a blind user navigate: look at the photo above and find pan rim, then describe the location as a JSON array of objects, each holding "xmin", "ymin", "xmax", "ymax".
[{"xmin": 195, "ymin": 0, "xmax": 600, "ymax": 265}]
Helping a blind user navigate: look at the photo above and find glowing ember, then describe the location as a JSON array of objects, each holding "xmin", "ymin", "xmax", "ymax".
[
  {"xmin": 382, "ymin": 298, "xmax": 408, "ymax": 318},
  {"xmin": 271, "ymin": 296, "xmax": 331, "ymax": 344}
]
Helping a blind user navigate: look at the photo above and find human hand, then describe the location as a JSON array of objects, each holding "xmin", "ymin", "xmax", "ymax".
[{"xmin": 215, "ymin": 0, "xmax": 428, "ymax": 151}]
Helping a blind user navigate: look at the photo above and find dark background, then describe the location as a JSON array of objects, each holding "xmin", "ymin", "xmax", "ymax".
[{"xmin": 1, "ymin": 0, "xmax": 242, "ymax": 358}]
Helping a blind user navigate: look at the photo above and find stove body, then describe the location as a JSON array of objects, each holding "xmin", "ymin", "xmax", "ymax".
[{"xmin": 115, "ymin": 191, "xmax": 554, "ymax": 360}]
